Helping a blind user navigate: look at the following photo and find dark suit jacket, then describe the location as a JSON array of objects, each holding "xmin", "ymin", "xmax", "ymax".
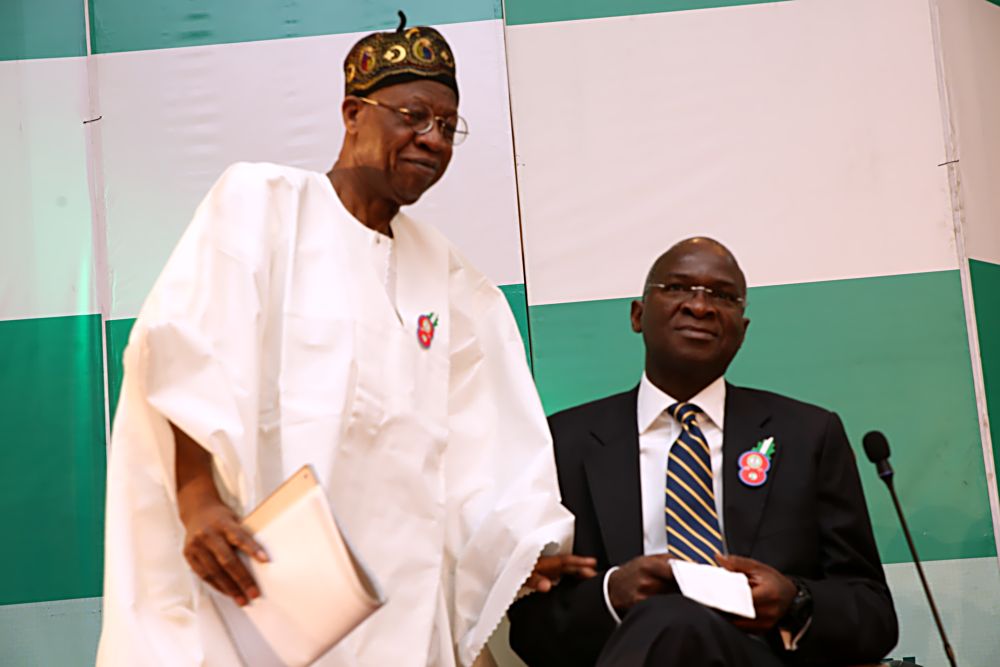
[{"xmin": 509, "ymin": 384, "xmax": 897, "ymax": 666}]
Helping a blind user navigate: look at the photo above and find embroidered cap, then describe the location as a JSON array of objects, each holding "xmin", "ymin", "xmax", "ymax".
[{"xmin": 344, "ymin": 11, "xmax": 458, "ymax": 101}]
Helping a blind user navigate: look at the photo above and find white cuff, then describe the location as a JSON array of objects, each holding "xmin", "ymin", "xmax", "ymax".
[
  {"xmin": 779, "ymin": 616, "xmax": 812, "ymax": 651},
  {"xmin": 602, "ymin": 567, "xmax": 622, "ymax": 624}
]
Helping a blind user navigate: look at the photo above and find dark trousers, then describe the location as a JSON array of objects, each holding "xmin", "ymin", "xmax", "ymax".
[{"xmin": 596, "ymin": 596, "xmax": 785, "ymax": 667}]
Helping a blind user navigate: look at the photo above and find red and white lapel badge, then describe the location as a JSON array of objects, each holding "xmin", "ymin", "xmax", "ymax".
[
  {"xmin": 417, "ymin": 312, "xmax": 439, "ymax": 349},
  {"xmin": 738, "ymin": 437, "xmax": 776, "ymax": 487}
]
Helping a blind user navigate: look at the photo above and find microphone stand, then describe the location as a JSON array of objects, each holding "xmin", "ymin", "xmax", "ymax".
[{"xmin": 880, "ymin": 474, "xmax": 957, "ymax": 667}]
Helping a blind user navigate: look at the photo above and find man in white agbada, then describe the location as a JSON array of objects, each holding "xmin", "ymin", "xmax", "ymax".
[{"xmin": 97, "ymin": 18, "xmax": 594, "ymax": 667}]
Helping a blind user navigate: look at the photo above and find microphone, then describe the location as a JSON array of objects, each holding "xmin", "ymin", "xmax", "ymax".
[{"xmin": 862, "ymin": 431, "xmax": 957, "ymax": 667}]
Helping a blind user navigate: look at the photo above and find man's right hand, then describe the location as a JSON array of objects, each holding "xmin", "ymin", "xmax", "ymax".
[
  {"xmin": 180, "ymin": 499, "xmax": 269, "ymax": 606},
  {"xmin": 172, "ymin": 422, "xmax": 268, "ymax": 606},
  {"xmin": 607, "ymin": 554, "xmax": 677, "ymax": 613}
]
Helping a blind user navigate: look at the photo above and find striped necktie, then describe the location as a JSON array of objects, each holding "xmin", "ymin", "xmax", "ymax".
[{"xmin": 665, "ymin": 402, "xmax": 724, "ymax": 564}]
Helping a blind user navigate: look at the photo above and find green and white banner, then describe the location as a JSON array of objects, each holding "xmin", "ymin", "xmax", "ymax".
[{"xmin": 2, "ymin": 0, "xmax": 999, "ymax": 665}]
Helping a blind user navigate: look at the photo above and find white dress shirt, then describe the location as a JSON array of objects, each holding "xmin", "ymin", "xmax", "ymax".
[
  {"xmin": 637, "ymin": 373, "xmax": 727, "ymax": 553},
  {"xmin": 603, "ymin": 373, "xmax": 727, "ymax": 622}
]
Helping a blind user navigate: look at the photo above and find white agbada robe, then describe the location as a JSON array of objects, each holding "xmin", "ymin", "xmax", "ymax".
[{"xmin": 97, "ymin": 162, "xmax": 574, "ymax": 667}]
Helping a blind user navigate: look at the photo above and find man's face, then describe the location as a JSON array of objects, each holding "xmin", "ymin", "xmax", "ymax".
[
  {"xmin": 345, "ymin": 79, "xmax": 456, "ymax": 205},
  {"xmin": 631, "ymin": 243, "xmax": 749, "ymax": 378}
]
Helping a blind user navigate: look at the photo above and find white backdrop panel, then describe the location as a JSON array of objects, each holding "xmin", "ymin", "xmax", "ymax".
[
  {"xmin": 0, "ymin": 597, "xmax": 101, "ymax": 667},
  {"xmin": 0, "ymin": 57, "xmax": 97, "ymax": 320},
  {"xmin": 506, "ymin": 0, "xmax": 958, "ymax": 305},
  {"xmin": 937, "ymin": 0, "xmax": 1000, "ymax": 265},
  {"xmin": 884, "ymin": 556, "xmax": 1000, "ymax": 665}
]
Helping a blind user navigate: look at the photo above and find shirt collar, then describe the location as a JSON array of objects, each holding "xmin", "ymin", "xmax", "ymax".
[{"xmin": 637, "ymin": 373, "xmax": 727, "ymax": 434}]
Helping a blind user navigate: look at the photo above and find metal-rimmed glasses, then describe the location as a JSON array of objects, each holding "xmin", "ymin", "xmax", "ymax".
[
  {"xmin": 357, "ymin": 96, "xmax": 469, "ymax": 146},
  {"xmin": 645, "ymin": 283, "xmax": 746, "ymax": 309}
]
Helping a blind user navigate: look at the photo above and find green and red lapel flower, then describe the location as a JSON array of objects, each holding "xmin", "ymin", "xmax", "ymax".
[
  {"xmin": 417, "ymin": 312, "xmax": 439, "ymax": 349},
  {"xmin": 738, "ymin": 437, "xmax": 775, "ymax": 487}
]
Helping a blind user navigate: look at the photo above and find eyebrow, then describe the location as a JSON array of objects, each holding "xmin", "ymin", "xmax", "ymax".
[
  {"xmin": 659, "ymin": 272, "xmax": 740, "ymax": 288},
  {"xmin": 396, "ymin": 94, "xmax": 457, "ymax": 115}
]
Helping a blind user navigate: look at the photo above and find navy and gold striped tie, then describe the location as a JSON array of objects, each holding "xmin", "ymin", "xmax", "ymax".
[{"xmin": 665, "ymin": 402, "xmax": 724, "ymax": 564}]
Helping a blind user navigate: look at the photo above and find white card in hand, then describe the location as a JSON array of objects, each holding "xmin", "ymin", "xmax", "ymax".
[{"xmin": 671, "ymin": 560, "xmax": 756, "ymax": 619}]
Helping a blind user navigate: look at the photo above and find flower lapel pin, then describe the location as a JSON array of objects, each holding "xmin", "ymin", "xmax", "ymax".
[
  {"xmin": 417, "ymin": 312, "xmax": 439, "ymax": 349},
  {"xmin": 738, "ymin": 436, "xmax": 776, "ymax": 488}
]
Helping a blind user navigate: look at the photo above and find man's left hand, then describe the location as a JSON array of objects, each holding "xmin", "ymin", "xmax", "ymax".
[
  {"xmin": 526, "ymin": 554, "xmax": 598, "ymax": 592},
  {"xmin": 715, "ymin": 554, "xmax": 797, "ymax": 632}
]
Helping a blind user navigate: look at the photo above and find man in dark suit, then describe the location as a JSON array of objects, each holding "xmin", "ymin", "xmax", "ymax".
[{"xmin": 508, "ymin": 238, "xmax": 897, "ymax": 666}]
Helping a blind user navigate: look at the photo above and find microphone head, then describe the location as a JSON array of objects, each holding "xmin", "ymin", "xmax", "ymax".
[{"xmin": 863, "ymin": 431, "xmax": 891, "ymax": 463}]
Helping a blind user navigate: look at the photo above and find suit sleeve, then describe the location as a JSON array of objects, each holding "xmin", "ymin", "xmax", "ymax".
[
  {"xmin": 508, "ymin": 573, "xmax": 617, "ymax": 667},
  {"xmin": 791, "ymin": 412, "xmax": 898, "ymax": 665}
]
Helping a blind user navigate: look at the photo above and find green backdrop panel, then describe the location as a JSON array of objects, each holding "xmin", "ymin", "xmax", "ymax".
[
  {"xmin": 971, "ymin": 259, "xmax": 1000, "ymax": 481},
  {"xmin": 0, "ymin": 0, "xmax": 86, "ymax": 61},
  {"xmin": 105, "ymin": 317, "xmax": 133, "ymax": 423},
  {"xmin": 500, "ymin": 283, "xmax": 532, "ymax": 365},
  {"xmin": 504, "ymin": 0, "xmax": 787, "ymax": 26},
  {"xmin": 529, "ymin": 296, "xmax": 644, "ymax": 412},
  {"xmin": 89, "ymin": 0, "xmax": 501, "ymax": 54},
  {"xmin": 0, "ymin": 315, "xmax": 106, "ymax": 604},
  {"xmin": 528, "ymin": 270, "xmax": 994, "ymax": 564}
]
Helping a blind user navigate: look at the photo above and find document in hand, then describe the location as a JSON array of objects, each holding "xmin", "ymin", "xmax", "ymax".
[
  {"xmin": 671, "ymin": 560, "xmax": 756, "ymax": 619},
  {"xmin": 218, "ymin": 465, "xmax": 386, "ymax": 667}
]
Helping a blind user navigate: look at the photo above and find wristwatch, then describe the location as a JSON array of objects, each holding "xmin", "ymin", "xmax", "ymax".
[{"xmin": 779, "ymin": 578, "xmax": 813, "ymax": 636}]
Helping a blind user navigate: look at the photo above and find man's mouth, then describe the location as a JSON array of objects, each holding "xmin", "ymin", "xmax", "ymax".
[
  {"xmin": 675, "ymin": 326, "xmax": 718, "ymax": 341},
  {"xmin": 400, "ymin": 158, "xmax": 438, "ymax": 175}
]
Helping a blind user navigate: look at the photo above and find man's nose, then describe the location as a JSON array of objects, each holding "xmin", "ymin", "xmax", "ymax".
[
  {"xmin": 414, "ymin": 122, "xmax": 450, "ymax": 153},
  {"xmin": 682, "ymin": 291, "xmax": 714, "ymax": 317}
]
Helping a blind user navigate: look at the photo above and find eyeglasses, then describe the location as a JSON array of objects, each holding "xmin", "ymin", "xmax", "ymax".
[
  {"xmin": 357, "ymin": 96, "xmax": 469, "ymax": 146},
  {"xmin": 645, "ymin": 283, "xmax": 746, "ymax": 309}
]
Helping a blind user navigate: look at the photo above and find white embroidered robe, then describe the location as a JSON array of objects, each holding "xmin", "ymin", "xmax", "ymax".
[{"xmin": 97, "ymin": 162, "xmax": 573, "ymax": 667}]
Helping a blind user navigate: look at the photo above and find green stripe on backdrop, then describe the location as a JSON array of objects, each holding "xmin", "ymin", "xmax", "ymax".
[
  {"xmin": 105, "ymin": 283, "xmax": 532, "ymax": 422},
  {"xmin": 89, "ymin": 0, "xmax": 502, "ymax": 54},
  {"xmin": 0, "ymin": 0, "xmax": 86, "ymax": 61},
  {"xmin": 0, "ymin": 315, "xmax": 106, "ymax": 604},
  {"xmin": 500, "ymin": 283, "xmax": 532, "ymax": 366},
  {"xmin": 528, "ymin": 270, "xmax": 994, "ymax": 564},
  {"xmin": 105, "ymin": 318, "xmax": 133, "ymax": 422},
  {"xmin": 971, "ymin": 259, "xmax": 1000, "ymax": 481},
  {"xmin": 504, "ymin": 0, "xmax": 787, "ymax": 26}
]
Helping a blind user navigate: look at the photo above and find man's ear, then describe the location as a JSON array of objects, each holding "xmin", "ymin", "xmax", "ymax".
[
  {"xmin": 630, "ymin": 299, "xmax": 644, "ymax": 333},
  {"xmin": 342, "ymin": 96, "xmax": 363, "ymax": 134},
  {"xmin": 737, "ymin": 317, "xmax": 750, "ymax": 348}
]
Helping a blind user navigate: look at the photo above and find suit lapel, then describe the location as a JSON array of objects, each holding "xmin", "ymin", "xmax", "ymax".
[
  {"xmin": 722, "ymin": 384, "xmax": 779, "ymax": 556},
  {"xmin": 583, "ymin": 388, "xmax": 644, "ymax": 566}
]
